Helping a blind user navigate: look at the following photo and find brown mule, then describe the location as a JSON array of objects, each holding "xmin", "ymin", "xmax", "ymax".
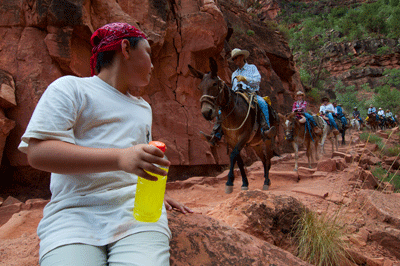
[{"xmin": 189, "ymin": 58, "xmax": 279, "ymax": 193}]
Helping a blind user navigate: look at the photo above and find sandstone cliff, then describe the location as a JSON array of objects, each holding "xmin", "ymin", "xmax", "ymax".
[{"xmin": 0, "ymin": 0, "xmax": 301, "ymax": 187}]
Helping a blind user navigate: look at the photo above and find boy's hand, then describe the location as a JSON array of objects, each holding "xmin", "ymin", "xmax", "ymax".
[
  {"xmin": 164, "ymin": 195, "xmax": 194, "ymax": 214},
  {"xmin": 118, "ymin": 144, "xmax": 170, "ymax": 181}
]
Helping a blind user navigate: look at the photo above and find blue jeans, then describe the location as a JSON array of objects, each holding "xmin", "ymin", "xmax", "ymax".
[
  {"xmin": 304, "ymin": 112, "xmax": 317, "ymax": 127},
  {"xmin": 257, "ymin": 95, "xmax": 270, "ymax": 127},
  {"xmin": 339, "ymin": 115, "xmax": 347, "ymax": 126},
  {"xmin": 327, "ymin": 113, "xmax": 339, "ymax": 130}
]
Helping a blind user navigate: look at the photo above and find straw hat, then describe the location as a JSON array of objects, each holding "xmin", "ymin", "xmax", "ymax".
[
  {"xmin": 296, "ymin": 91, "xmax": 305, "ymax": 96},
  {"xmin": 231, "ymin": 48, "xmax": 250, "ymax": 59}
]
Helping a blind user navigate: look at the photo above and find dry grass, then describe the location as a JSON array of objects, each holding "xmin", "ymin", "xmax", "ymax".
[{"xmin": 293, "ymin": 209, "xmax": 353, "ymax": 266}]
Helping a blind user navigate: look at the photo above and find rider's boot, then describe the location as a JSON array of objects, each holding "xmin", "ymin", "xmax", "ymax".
[
  {"xmin": 332, "ymin": 127, "xmax": 340, "ymax": 135},
  {"xmin": 313, "ymin": 126, "xmax": 322, "ymax": 135},
  {"xmin": 260, "ymin": 118, "xmax": 277, "ymax": 140},
  {"xmin": 200, "ymin": 122, "xmax": 223, "ymax": 146}
]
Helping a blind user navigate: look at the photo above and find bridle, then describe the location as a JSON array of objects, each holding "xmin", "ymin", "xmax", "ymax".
[
  {"xmin": 199, "ymin": 77, "xmax": 253, "ymax": 131},
  {"xmin": 199, "ymin": 77, "xmax": 229, "ymax": 110}
]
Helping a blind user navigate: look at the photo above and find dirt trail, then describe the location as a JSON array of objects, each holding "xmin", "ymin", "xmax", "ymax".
[{"xmin": 1, "ymin": 130, "xmax": 400, "ymax": 265}]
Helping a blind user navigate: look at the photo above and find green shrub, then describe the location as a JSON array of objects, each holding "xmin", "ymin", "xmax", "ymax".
[
  {"xmin": 372, "ymin": 166, "xmax": 400, "ymax": 191},
  {"xmin": 359, "ymin": 132, "xmax": 382, "ymax": 144},
  {"xmin": 377, "ymin": 45, "xmax": 391, "ymax": 55},
  {"xmin": 307, "ymin": 88, "xmax": 321, "ymax": 103},
  {"xmin": 386, "ymin": 146, "xmax": 400, "ymax": 157},
  {"xmin": 246, "ymin": 29, "xmax": 255, "ymax": 36}
]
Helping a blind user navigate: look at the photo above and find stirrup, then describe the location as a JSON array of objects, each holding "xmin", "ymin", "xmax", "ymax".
[
  {"xmin": 262, "ymin": 126, "xmax": 277, "ymax": 140},
  {"xmin": 200, "ymin": 131, "xmax": 217, "ymax": 146}
]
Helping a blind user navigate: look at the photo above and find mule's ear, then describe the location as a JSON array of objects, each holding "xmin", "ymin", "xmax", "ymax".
[
  {"xmin": 288, "ymin": 112, "xmax": 295, "ymax": 119},
  {"xmin": 188, "ymin": 65, "xmax": 204, "ymax": 80},
  {"xmin": 278, "ymin": 113, "xmax": 285, "ymax": 121},
  {"xmin": 209, "ymin": 57, "xmax": 218, "ymax": 78}
]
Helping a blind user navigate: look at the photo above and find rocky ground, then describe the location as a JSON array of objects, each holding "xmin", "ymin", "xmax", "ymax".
[{"xmin": 1, "ymin": 129, "xmax": 400, "ymax": 265}]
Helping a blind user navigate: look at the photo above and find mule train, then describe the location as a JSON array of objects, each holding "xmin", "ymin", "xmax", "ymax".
[{"xmin": 189, "ymin": 58, "xmax": 280, "ymax": 193}]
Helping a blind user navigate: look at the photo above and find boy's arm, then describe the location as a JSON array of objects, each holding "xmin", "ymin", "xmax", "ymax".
[{"xmin": 27, "ymin": 138, "xmax": 170, "ymax": 181}]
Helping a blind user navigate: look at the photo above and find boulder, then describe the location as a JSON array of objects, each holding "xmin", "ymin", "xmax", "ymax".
[
  {"xmin": 207, "ymin": 190, "xmax": 304, "ymax": 251},
  {"xmin": 317, "ymin": 159, "xmax": 337, "ymax": 172},
  {"xmin": 169, "ymin": 211, "xmax": 311, "ymax": 265}
]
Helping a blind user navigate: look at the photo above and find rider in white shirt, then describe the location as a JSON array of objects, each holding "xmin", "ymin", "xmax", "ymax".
[{"xmin": 320, "ymin": 97, "xmax": 339, "ymax": 134}]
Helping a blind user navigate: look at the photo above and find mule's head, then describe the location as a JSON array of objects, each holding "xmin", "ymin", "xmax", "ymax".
[
  {"xmin": 279, "ymin": 112, "xmax": 296, "ymax": 141},
  {"xmin": 188, "ymin": 58, "xmax": 222, "ymax": 121}
]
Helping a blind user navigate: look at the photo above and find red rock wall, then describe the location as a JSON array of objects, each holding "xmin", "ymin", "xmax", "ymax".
[{"xmin": 0, "ymin": 0, "xmax": 301, "ymax": 182}]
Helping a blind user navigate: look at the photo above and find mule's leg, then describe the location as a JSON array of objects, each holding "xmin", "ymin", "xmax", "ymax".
[
  {"xmin": 225, "ymin": 147, "xmax": 240, "ymax": 194},
  {"xmin": 341, "ymin": 130, "xmax": 346, "ymax": 145},
  {"xmin": 306, "ymin": 140, "xmax": 313, "ymax": 169},
  {"xmin": 236, "ymin": 154, "xmax": 249, "ymax": 190},
  {"xmin": 314, "ymin": 138, "xmax": 320, "ymax": 162},
  {"xmin": 293, "ymin": 142, "xmax": 299, "ymax": 171},
  {"xmin": 252, "ymin": 144, "xmax": 272, "ymax": 190}
]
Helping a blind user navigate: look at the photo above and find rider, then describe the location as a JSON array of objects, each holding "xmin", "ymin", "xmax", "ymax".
[
  {"xmin": 333, "ymin": 102, "xmax": 347, "ymax": 129},
  {"xmin": 352, "ymin": 107, "xmax": 363, "ymax": 124},
  {"xmin": 367, "ymin": 104, "xmax": 377, "ymax": 122},
  {"xmin": 201, "ymin": 48, "xmax": 276, "ymax": 145},
  {"xmin": 377, "ymin": 107, "xmax": 386, "ymax": 125},
  {"xmin": 292, "ymin": 90, "xmax": 321, "ymax": 135},
  {"xmin": 368, "ymin": 104, "xmax": 377, "ymax": 115},
  {"xmin": 319, "ymin": 97, "xmax": 339, "ymax": 135},
  {"xmin": 386, "ymin": 109, "xmax": 396, "ymax": 123}
]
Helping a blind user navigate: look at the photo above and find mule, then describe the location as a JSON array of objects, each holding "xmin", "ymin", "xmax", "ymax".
[
  {"xmin": 279, "ymin": 113, "xmax": 327, "ymax": 171},
  {"xmin": 351, "ymin": 118, "xmax": 361, "ymax": 131},
  {"xmin": 385, "ymin": 117, "xmax": 397, "ymax": 129},
  {"xmin": 367, "ymin": 113, "xmax": 379, "ymax": 131},
  {"xmin": 335, "ymin": 116, "xmax": 349, "ymax": 145},
  {"xmin": 320, "ymin": 121, "xmax": 339, "ymax": 154},
  {"xmin": 188, "ymin": 58, "xmax": 279, "ymax": 193}
]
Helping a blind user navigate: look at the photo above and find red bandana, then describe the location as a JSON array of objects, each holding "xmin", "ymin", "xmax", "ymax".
[{"xmin": 90, "ymin": 22, "xmax": 147, "ymax": 76}]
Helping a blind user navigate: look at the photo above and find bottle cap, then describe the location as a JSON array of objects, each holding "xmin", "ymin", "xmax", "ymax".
[{"xmin": 149, "ymin": 141, "xmax": 166, "ymax": 153}]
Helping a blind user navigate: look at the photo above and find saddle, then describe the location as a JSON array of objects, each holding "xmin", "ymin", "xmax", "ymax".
[
  {"xmin": 313, "ymin": 115, "xmax": 325, "ymax": 129},
  {"xmin": 334, "ymin": 116, "xmax": 343, "ymax": 129},
  {"xmin": 235, "ymin": 91, "xmax": 257, "ymax": 109}
]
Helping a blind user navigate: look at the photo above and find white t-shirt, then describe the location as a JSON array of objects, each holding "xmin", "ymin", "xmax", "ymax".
[
  {"xmin": 320, "ymin": 103, "xmax": 334, "ymax": 114},
  {"xmin": 18, "ymin": 75, "xmax": 171, "ymax": 259}
]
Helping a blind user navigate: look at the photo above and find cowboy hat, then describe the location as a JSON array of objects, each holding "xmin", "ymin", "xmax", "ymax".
[
  {"xmin": 231, "ymin": 48, "xmax": 250, "ymax": 59},
  {"xmin": 379, "ymin": 107, "xmax": 382, "ymax": 109},
  {"xmin": 354, "ymin": 107, "xmax": 357, "ymax": 109},
  {"xmin": 296, "ymin": 91, "xmax": 305, "ymax": 96}
]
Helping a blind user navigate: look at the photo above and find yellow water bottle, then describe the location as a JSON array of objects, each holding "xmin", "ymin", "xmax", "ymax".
[{"xmin": 133, "ymin": 141, "xmax": 168, "ymax": 222}]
